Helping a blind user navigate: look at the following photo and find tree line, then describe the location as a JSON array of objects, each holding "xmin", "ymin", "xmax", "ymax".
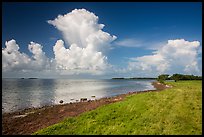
[{"xmin": 157, "ymin": 74, "xmax": 202, "ymax": 83}]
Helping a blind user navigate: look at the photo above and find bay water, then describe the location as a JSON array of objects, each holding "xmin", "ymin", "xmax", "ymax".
[{"xmin": 2, "ymin": 79, "xmax": 156, "ymax": 113}]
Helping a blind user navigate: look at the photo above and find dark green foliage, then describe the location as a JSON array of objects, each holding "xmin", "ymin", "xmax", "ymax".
[
  {"xmin": 157, "ymin": 74, "xmax": 202, "ymax": 83},
  {"xmin": 157, "ymin": 74, "xmax": 169, "ymax": 83},
  {"xmin": 171, "ymin": 74, "xmax": 181, "ymax": 82},
  {"xmin": 170, "ymin": 74, "xmax": 202, "ymax": 82}
]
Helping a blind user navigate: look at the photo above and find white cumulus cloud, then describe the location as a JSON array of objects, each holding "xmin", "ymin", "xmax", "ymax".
[
  {"xmin": 52, "ymin": 39, "xmax": 109, "ymax": 73},
  {"xmin": 2, "ymin": 9, "xmax": 117, "ymax": 77},
  {"xmin": 28, "ymin": 41, "xmax": 50, "ymax": 70},
  {"xmin": 2, "ymin": 39, "xmax": 50, "ymax": 72},
  {"xmin": 48, "ymin": 8, "xmax": 116, "ymax": 73},
  {"xmin": 128, "ymin": 39, "xmax": 201, "ymax": 76}
]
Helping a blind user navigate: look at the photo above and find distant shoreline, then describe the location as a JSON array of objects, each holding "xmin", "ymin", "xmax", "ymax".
[{"xmin": 112, "ymin": 77, "xmax": 157, "ymax": 80}]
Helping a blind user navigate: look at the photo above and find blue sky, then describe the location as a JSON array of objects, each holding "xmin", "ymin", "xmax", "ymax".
[{"xmin": 2, "ymin": 2, "xmax": 202, "ymax": 78}]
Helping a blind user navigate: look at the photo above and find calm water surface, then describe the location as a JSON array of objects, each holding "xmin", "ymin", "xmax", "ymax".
[{"xmin": 2, "ymin": 79, "xmax": 156, "ymax": 113}]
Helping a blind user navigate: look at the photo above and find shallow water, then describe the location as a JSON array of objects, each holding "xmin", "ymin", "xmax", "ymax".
[{"xmin": 2, "ymin": 79, "xmax": 156, "ymax": 113}]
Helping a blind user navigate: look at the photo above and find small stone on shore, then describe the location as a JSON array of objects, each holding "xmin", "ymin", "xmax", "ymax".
[
  {"xmin": 80, "ymin": 98, "xmax": 87, "ymax": 102},
  {"xmin": 59, "ymin": 100, "xmax": 63, "ymax": 104}
]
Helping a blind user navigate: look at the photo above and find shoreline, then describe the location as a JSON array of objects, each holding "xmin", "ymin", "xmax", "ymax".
[{"xmin": 2, "ymin": 81, "xmax": 171, "ymax": 135}]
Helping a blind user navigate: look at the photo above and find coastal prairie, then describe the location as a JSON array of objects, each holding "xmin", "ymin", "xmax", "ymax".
[{"xmin": 34, "ymin": 80, "xmax": 202, "ymax": 135}]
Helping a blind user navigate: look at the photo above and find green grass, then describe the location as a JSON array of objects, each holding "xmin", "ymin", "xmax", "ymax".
[{"xmin": 33, "ymin": 80, "xmax": 202, "ymax": 135}]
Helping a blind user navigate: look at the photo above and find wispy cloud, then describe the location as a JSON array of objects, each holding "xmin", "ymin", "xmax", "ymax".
[
  {"xmin": 49, "ymin": 37, "xmax": 58, "ymax": 41},
  {"xmin": 114, "ymin": 37, "xmax": 167, "ymax": 51},
  {"xmin": 114, "ymin": 38, "xmax": 142, "ymax": 47}
]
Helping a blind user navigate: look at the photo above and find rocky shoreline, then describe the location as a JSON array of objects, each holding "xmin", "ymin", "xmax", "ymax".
[{"xmin": 2, "ymin": 81, "xmax": 171, "ymax": 135}]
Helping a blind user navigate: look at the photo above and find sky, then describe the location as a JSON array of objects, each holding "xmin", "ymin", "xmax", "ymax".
[{"xmin": 2, "ymin": 2, "xmax": 202, "ymax": 79}]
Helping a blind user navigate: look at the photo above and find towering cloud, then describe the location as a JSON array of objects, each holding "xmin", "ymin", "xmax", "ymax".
[
  {"xmin": 2, "ymin": 9, "xmax": 117, "ymax": 77},
  {"xmin": 128, "ymin": 39, "xmax": 201, "ymax": 76},
  {"xmin": 47, "ymin": 9, "xmax": 116, "ymax": 73}
]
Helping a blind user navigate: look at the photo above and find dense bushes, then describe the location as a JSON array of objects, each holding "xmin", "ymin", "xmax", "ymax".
[
  {"xmin": 157, "ymin": 73, "xmax": 202, "ymax": 82},
  {"xmin": 157, "ymin": 74, "xmax": 169, "ymax": 84}
]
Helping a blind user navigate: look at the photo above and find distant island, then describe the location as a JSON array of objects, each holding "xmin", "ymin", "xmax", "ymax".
[{"xmin": 20, "ymin": 78, "xmax": 38, "ymax": 79}]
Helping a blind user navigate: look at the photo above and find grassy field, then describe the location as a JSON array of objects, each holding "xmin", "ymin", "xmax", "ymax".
[{"xmin": 34, "ymin": 80, "xmax": 202, "ymax": 135}]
